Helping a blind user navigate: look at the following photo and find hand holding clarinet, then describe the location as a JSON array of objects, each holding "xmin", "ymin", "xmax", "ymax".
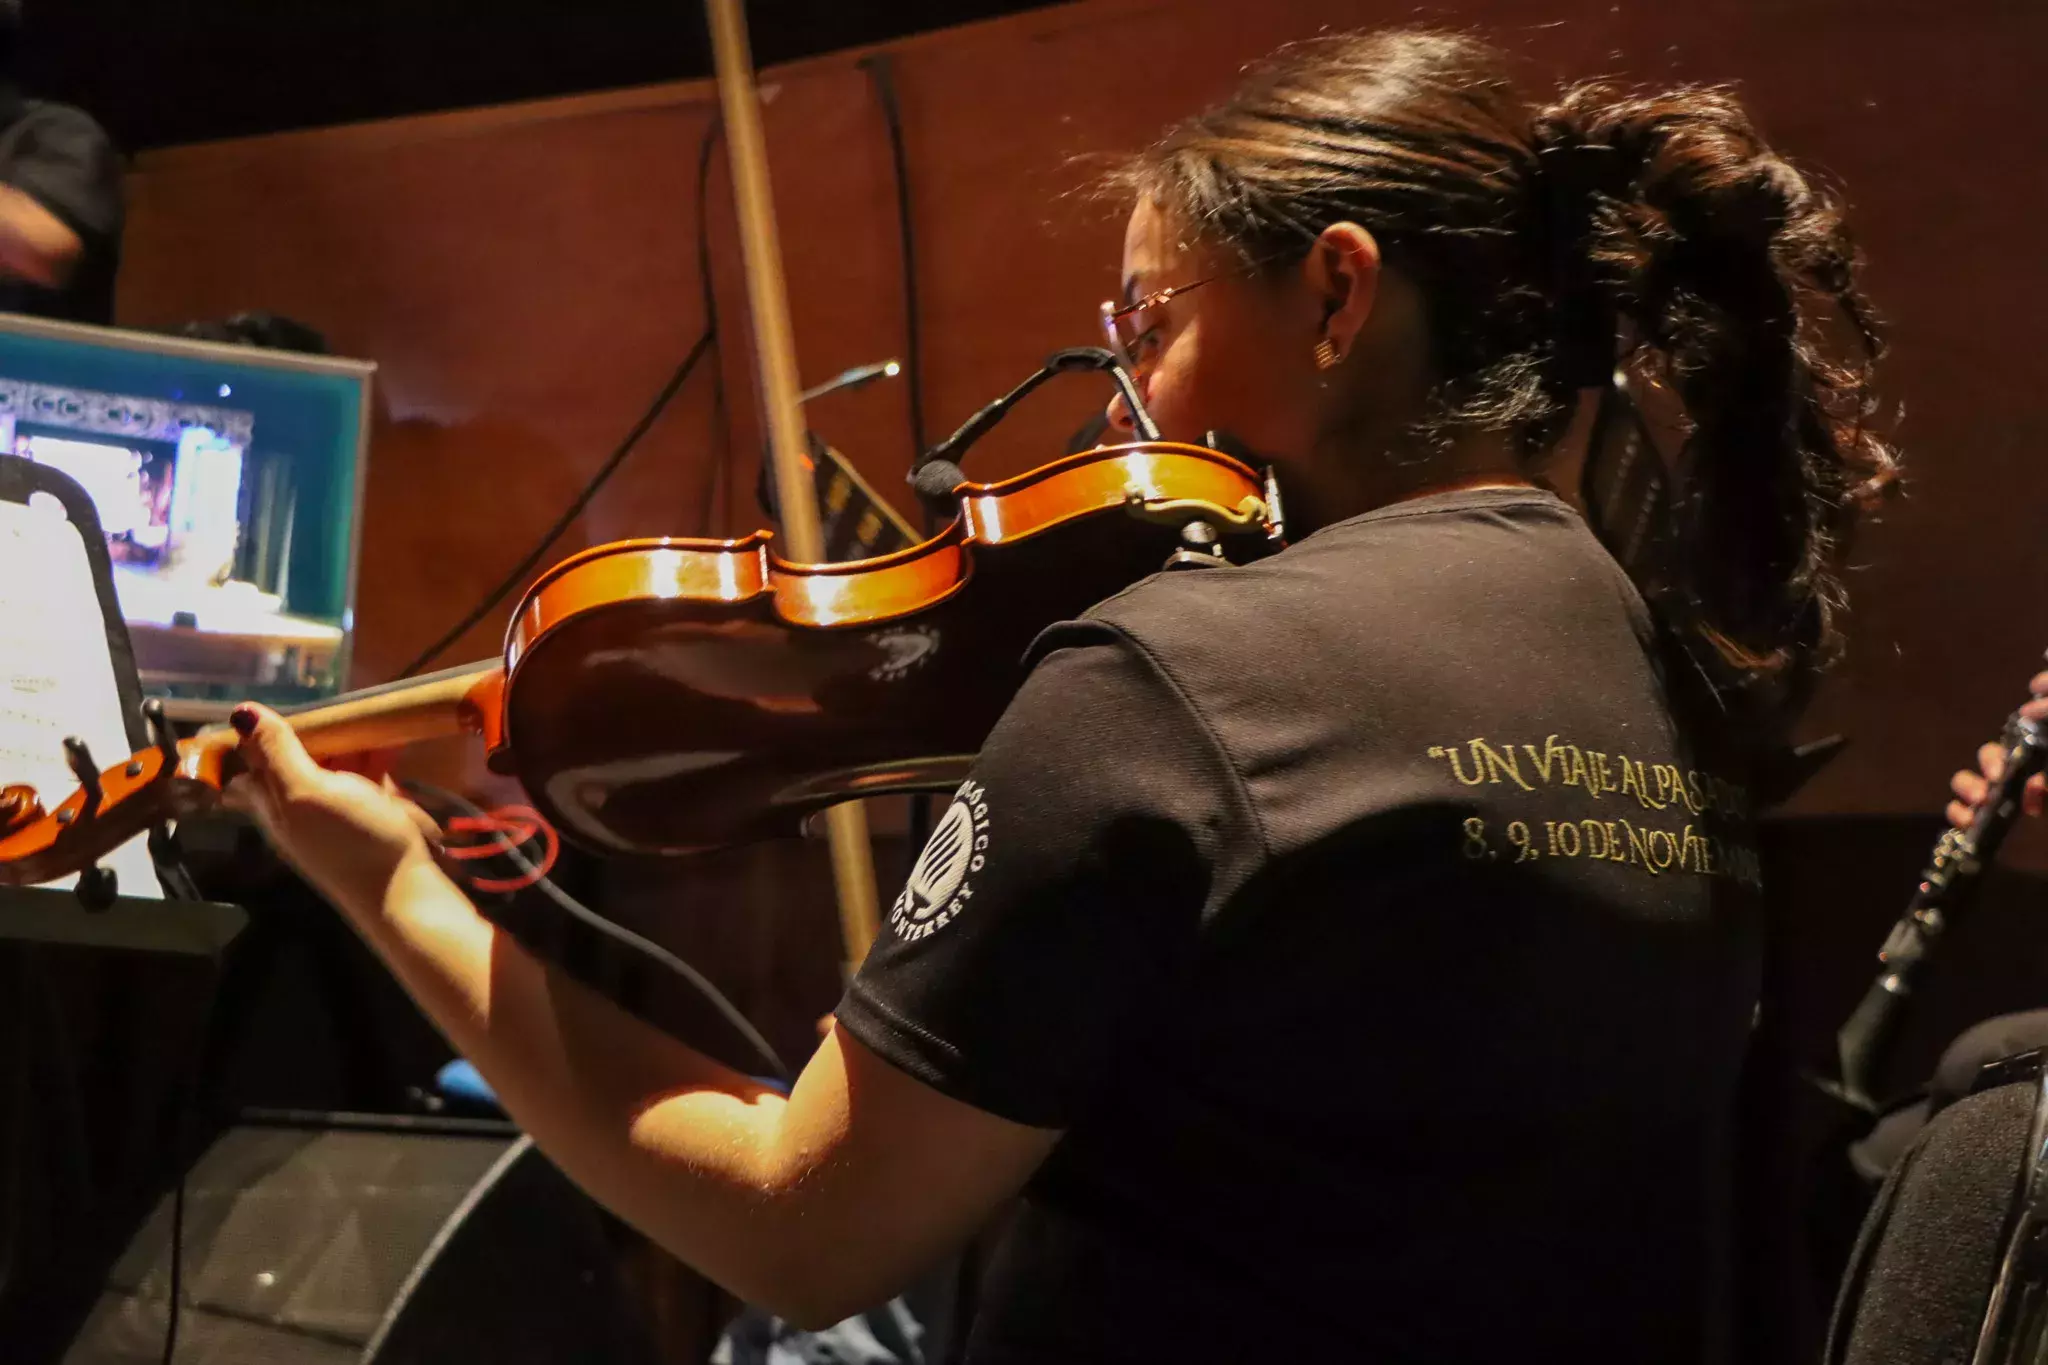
[{"xmin": 1949, "ymin": 666, "xmax": 2048, "ymax": 830}]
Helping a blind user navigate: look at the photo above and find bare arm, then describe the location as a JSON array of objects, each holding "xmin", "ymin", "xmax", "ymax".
[{"xmin": 226, "ymin": 706, "xmax": 1058, "ymax": 1327}]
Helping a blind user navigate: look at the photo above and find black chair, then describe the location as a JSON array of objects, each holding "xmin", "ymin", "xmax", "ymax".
[{"xmin": 1828, "ymin": 1046, "xmax": 2048, "ymax": 1364}]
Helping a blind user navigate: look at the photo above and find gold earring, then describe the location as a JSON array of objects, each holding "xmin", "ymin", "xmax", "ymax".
[{"xmin": 1313, "ymin": 337, "xmax": 1341, "ymax": 371}]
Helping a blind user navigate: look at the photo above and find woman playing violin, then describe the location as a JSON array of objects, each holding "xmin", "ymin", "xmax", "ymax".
[{"xmin": 224, "ymin": 30, "xmax": 1896, "ymax": 1363}]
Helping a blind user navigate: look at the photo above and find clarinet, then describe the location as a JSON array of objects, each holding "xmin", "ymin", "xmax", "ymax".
[{"xmin": 1827, "ymin": 706, "xmax": 2048, "ymax": 1114}]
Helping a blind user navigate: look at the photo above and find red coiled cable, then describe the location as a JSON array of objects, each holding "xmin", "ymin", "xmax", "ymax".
[{"xmin": 440, "ymin": 803, "xmax": 560, "ymax": 893}]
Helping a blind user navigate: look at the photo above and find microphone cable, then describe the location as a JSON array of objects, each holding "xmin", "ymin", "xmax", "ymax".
[{"xmin": 398, "ymin": 116, "xmax": 728, "ymax": 679}]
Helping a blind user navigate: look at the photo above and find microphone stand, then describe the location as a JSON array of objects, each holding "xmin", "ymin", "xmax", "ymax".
[{"xmin": 703, "ymin": 0, "xmax": 883, "ymax": 972}]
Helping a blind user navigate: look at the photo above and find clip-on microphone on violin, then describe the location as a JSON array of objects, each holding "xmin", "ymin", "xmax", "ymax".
[{"xmin": 908, "ymin": 347, "xmax": 1160, "ymax": 516}]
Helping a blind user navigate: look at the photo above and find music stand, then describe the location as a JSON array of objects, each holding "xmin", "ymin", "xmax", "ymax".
[{"xmin": 0, "ymin": 455, "xmax": 243, "ymax": 957}]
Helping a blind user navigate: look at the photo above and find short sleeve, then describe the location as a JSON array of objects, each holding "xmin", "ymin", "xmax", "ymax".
[
  {"xmin": 4, "ymin": 105, "xmax": 122, "ymax": 247},
  {"xmin": 835, "ymin": 630, "xmax": 1257, "ymax": 1128}
]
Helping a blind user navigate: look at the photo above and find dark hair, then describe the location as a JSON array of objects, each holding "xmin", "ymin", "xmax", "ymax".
[
  {"xmin": 1114, "ymin": 29, "xmax": 1898, "ymax": 691},
  {"xmin": 176, "ymin": 311, "xmax": 330, "ymax": 356}
]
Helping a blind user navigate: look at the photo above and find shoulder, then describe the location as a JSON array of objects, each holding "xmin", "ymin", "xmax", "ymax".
[
  {"xmin": 990, "ymin": 625, "xmax": 1263, "ymax": 862},
  {"xmin": 1069, "ymin": 489, "xmax": 1614, "ymax": 663},
  {"xmin": 1028, "ymin": 492, "xmax": 1658, "ymax": 775},
  {"xmin": 997, "ymin": 628, "xmax": 1219, "ymax": 787}
]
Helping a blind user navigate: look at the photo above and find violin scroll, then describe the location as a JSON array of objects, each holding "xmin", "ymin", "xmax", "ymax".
[
  {"xmin": 0, "ymin": 667, "xmax": 500, "ymax": 892},
  {"xmin": 0, "ymin": 785, "xmax": 42, "ymax": 836},
  {"xmin": 0, "ymin": 704, "xmax": 223, "ymax": 892}
]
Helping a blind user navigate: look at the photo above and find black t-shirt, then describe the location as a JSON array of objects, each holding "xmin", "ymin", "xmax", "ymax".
[
  {"xmin": 838, "ymin": 487, "xmax": 1765, "ymax": 1364},
  {"xmin": 0, "ymin": 96, "xmax": 122, "ymax": 324}
]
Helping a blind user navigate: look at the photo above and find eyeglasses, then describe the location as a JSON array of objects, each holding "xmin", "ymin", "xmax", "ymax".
[{"xmin": 1098, "ymin": 275, "xmax": 1219, "ymax": 374}]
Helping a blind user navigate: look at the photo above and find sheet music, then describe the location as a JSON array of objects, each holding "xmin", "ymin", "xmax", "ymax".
[{"xmin": 0, "ymin": 494, "xmax": 163, "ymax": 898}]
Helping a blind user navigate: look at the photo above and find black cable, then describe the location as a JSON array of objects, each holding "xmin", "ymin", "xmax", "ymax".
[
  {"xmin": 695, "ymin": 116, "xmax": 730, "ymax": 536},
  {"xmin": 861, "ymin": 53, "xmax": 927, "ymax": 464},
  {"xmin": 863, "ymin": 53, "xmax": 940, "ymax": 894},
  {"xmin": 393, "ymin": 325, "xmax": 715, "ymax": 679},
  {"xmin": 399, "ymin": 115, "xmax": 731, "ymax": 677},
  {"xmin": 401, "ymin": 781, "xmax": 790, "ymax": 1082},
  {"xmin": 158, "ymin": 957, "xmax": 220, "ymax": 1365},
  {"xmin": 159, "ymin": 1135, "xmax": 187, "ymax": 1365}
]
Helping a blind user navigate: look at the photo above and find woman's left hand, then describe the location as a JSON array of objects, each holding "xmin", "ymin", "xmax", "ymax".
[
  {"xmin": 1946, "ymin": 671, "xmax": 2048, "ymax": 830},
  {"xmin": 222, "ymin": 703, "xmax": 446, "ymax": 914}
]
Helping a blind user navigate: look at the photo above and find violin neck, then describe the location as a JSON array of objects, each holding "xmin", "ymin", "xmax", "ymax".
[{"xmin": 196, "ymin": 661, "xmax": 500, "ymax": 762}]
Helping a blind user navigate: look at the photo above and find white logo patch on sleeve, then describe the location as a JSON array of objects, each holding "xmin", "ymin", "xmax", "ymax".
[{"xmin": 888, "ymin": 779, "xmax": 989, "ymax": 941}]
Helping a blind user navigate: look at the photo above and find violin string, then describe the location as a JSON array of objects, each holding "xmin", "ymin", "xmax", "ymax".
[{"xmin": 401, "ymin": 780, "xmax": 791, "ymax": 1082}]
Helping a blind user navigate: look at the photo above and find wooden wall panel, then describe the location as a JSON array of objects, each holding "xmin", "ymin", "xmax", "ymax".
[{"xmin": 116, "ymin": 0, "xmax": 2048, "ymax": 856}]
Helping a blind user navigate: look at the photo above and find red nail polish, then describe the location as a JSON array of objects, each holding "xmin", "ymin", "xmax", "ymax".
[{"xmin": 229, "ymin": 706, "xmax": 257, "ymax": 738}]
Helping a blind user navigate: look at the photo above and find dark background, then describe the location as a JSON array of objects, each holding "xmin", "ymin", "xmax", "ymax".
[{"xmin": 18, "ymin": 1, "xmax": 1063, "ymax": 151}]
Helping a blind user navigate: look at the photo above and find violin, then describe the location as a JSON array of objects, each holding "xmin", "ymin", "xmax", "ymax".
[{"xmin": 0, "ymin": 440, "xmax": 1280, "ymax": 890}]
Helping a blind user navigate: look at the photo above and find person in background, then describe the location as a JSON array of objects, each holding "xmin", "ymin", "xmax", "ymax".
[
  {"xmin": 0, "ymin": 0, "xmax": 121, "ymax": 324},
  {"xmin": 1823, "ymin": 672, "xmax": 2048, "ymax": 1272}
]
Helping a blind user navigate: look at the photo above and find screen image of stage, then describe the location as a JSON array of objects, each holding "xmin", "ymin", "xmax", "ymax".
[{"xmin": 0, "ymin": 315, "xmax": 373, "ymax": 708}]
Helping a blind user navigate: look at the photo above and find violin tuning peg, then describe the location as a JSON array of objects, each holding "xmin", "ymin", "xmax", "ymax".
[
  {"xmin": 142, "ymin": 699, "xmax": 178, "ymax": 767},
  {"xmin": 62, "ymin": 737, "xmax": 102, "ymax": 819},
  {"xmin": 75, "ymin": 863, "xmax": 117, "ymax": 913}
]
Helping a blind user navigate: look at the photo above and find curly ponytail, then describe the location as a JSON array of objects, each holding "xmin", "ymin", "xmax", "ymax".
[
  {"xmin": 1535, "ymin": 82, "xmax": 1898, "ymax": 678},
  {"xmin": 1115, "ymin": 29, "xmax": 1899, "ymax": 693}
]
